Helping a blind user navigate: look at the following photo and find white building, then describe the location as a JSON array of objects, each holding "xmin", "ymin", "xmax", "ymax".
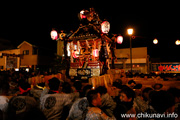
[{"xmin": 112, "ymin": 47, "xmax": 149, "ymax": 73}]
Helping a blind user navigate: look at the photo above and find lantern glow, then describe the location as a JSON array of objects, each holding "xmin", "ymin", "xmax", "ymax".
[
  {"xmin": 80, "ymin": 10, "xmax": 86, "ymax": 19},
  {"xmin": 176, "ymin": 40, "xmax": 180, "ymax": 45},
  {"xmin": 117, "ymin": 36, "xmax": 123, "ymax": 44},
  {"xmin": 93, "ymin": 49, "xmax": 99, "ymax": 57},
  {"xmin": 153, "ymin": 38, "xmax": 158, "ymax": 44},
  {"xmin": 50, "ymin": 30, "xmax": 58, "ymax": 40},
  {"xmin": 101, "ymin": 21, "xmax": 110, "ymax": 34}
]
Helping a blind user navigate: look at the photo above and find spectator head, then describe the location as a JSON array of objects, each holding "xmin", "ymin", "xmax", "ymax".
[
  {"xmin": 113, "ymin": 82, "xmax": 122, "ymax": 89},
  {"xmin": 167, "ymin": 87, "xmax": 180, "ymax": 103},
  {"xmin": 73, "ymin": 80, "xmax": 82, "ymax": 91},
  {"xmin": 115, "ymin": 79, "xmax": 122, "ymax": 85},
  {"xmin": 96, "ymin": 86, "xmax": 107, "ymax": 95},
  {"xmin": 62, "ymin": 82, "xmax": 72, "ymax": 93},
  {"xmin": 152, "ymin": 83, "xmax": 163, "ymax": 91},
  {"xmin": 149, "ymin": 90, "xmax": 175, "ymax": 113},
  {"xmin": 120, "ymin": 87, "xmax": 135, "ymax": 102},
  {"xmin": 133, "ymin": 83, "xmax": 143, "ymax": 96},
  {"xmin": 48, "ymin": 77, "xmax": 60, "ymax": 91},
  {"xmin": 19, "ymin": 81, "xmax": 31, "ymax": 94},
  {"xmin": 127, "ymin": 80, "xmax": 136, "ymax": 89},
  {"xmin": 142, "ymin": 87, "xmax": 153, "ymax": 101},
  {"xmin": 87, "ymin": 90, "xmax": 102, "ymax": 107},
  {"xmin": 81, "ymin": 85, "xmax": 92, "ymax": 97}
]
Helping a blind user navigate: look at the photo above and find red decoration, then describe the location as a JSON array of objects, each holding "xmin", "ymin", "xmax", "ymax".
[
  {"xmin": 50, "ymin": 30, "xmax": 58, "ymax": 40},
  {"xmin": 117, "ymin": 36, "xmax": 123, "ymax": 44}
]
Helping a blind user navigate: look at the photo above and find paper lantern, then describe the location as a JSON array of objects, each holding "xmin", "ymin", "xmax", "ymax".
[
  {"xmin": 101, "ymin": 21, "xmax": 110, "ymax": 34},
  {"xmin": 176, "ymin": 40, "xmax": 180, "ymax": 45},
  {"xmin": 50, "ymin": 30, "xmax": 58, "ymax": 40},
  {"xmin": 117, "ymin": 36, "xmax": 123, "ymax": 44},
  {"xmin": 72, "ymin": 51, "xmax": 79, "ymax": 58},
  {"xmin": 153, "ymin": 38, "xmax": 158, "ymax": 44},
  {"xmin": 93, "ymin": 49, "xmax": 99, "ymax": 57},
  {"xmin": 80, "ymin": 10, "xmax": 86, "ymax": 19}
]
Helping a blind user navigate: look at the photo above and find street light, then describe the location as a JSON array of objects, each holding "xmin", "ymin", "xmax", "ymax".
[
  {"xmin": 127, "ymin": 28, "xmax": 133, "ymax": 73},
  {"xmin": 127, "ymin": 28, "xmax": 133, "ymax": 35}
]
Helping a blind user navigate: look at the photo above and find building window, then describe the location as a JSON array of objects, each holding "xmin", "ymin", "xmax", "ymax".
[
  {"xmin": 32, "ymin": 47, "xmax": 38, "ymax": 55},
  {"xmin": 23, "ymin": 50, "xmax": 29, "ymax": 55}
]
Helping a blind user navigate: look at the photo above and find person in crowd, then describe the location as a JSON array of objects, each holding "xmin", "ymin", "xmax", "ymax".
[
  {"xmin": 85, "ymin": 90, "xmax": 116, "ymax": 120},
  {"xmin": 40, "ymin": 77, "xmax": 73, "ymax": 120},
  {"xmin": 96, "ymin": 86, "xmax": 116, "ymax": 117},
  {"xmin": 167, "ymin": 87, "xmax": 180, "ymax": 119},
  {"xmin": 148, "ymin": 90, "xmax": 175, "ymax": 115},
  {"xmin": 115, "ymin": 79, "xmax": 123, "ymax": 85},
  {"xmin": 133, "ymin": 83, "xmax": 142, "ymax": 97},
  {"xmin": 133, "ymin": 85, "xmax": 151, "ymax": 114},
  {"xmin": 67, "ymin": 85, "xmax": 92, "ymax": 120},
  {"xmin": 110, "ymin": 82, "xmax": 122, "ymax": 100},
  {"xmin": 61, "ymin": 81, "xmax": 79, "ymax": 119},
  {"xmin": 127, "ymin": 80, "xmax": 136, "ymax": 89},
  {"xmin": 142, "ymin": 87, "xmax": 153, "ymax": 102},
  {"xmin": 114, "ymin": 86, "xmax": 136, "ymax": 120},
  {"xmin": 0, "ymin": 82, "xmax": 13, "ymax": 120},
  {"xmin": 30, "ymin": 82, "xmax": 46, "ymax": 102},
  {"xmin": 73, "ymin": 80, "xmax": 82, "ymax": 96},
  {"xmin": 152, "ymin": 83, "xmax": 163, "ymax": 91},
  {"xmin": 6, "ymin": 81, "xmax": 37, "ymax": 120},
  {"xmin": 22, "ymin": 107, "xmax": 47, "ymax": 120}
]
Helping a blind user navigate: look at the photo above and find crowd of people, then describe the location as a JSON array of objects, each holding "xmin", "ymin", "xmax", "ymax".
[{"xmin": 0, "ymin": 70, "xmax": 180, "ymax": 120}]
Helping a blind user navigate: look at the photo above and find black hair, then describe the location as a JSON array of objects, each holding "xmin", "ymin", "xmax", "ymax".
[
  {"xmin": 48, "ymin": 77, "xmax": 60, "ymax": 91},
  {"xmin": 96, "ymin": 86, "xmax": 107, "ymax": 95},
  {"xmin": 19, "ymin": 81, "xmax": 31, "ymax": 90},
  {"xmin": 167, "ymin": 87, "xmax": 180, "ymax": 98},
  {"xmin": 87, "ymin": 90, "xmax": 99, "ymax": 107},
  {"xmin": 128, "ymin": 80, "xmax": 136, "ymax": 85},
  {"xmin": 62, "ymin": 82, "xmax": 72, "ymax": 93},
  {"xmin": 73, "ymin": 80, "xmax": 82, "ymax": 91},
  {"xmin": 120, "ymin": 87, "xmax": 135, "ymax": 101},
  {"xmin": 81, "ymin": 85, "xmax": 92, "ymax": 97},
  {"xmin": 149, "ymin": 90, "xmax": 175, "ymax": 113},
  {"xmin": 113, "ymin": 82, "xmax": 122, "ymax": 89},
  {"xmin": 142, "ymin": 87, "xmax": 153, "ymax": 94}
]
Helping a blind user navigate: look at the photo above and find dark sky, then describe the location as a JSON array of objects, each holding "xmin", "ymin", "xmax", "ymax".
[{"xmin": 0, "ymin": 1, "xmax": 180, "ymax": 62}]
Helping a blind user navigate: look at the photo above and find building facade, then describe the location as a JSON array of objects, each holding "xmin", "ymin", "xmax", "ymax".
[
  {"xmin": 112, "ymin": 47, "xmax": 149, "ymax": 73},
  {"xmin": 0, "ymin": 41, "xmax": 55, "ymax": 71}
]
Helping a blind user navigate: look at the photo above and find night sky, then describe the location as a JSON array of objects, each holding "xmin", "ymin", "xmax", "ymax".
[{"xmin": 0, "ymin": 1, "xmax": 179, "ymax": 62}]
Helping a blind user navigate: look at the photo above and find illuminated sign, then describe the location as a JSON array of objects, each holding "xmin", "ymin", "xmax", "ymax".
[{"xmin": 152, "ymin": 64, "xmax": 180, "ymax": 72}]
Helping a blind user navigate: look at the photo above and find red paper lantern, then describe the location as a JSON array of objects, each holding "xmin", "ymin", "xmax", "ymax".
[
  {"xmin": 80, "ymin": 10, "xmax": 86, "ymax": 19},
  {"xmin": 117, "ymin": 36, "xmax": 123, "ymax": 44},
  {"xmin": 101, "ymin": 21, "xmax": 110, "ymax": 34},
  {"xmin": 50, "ymin": 30, "xmax": 58, "ymax": 40}
]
